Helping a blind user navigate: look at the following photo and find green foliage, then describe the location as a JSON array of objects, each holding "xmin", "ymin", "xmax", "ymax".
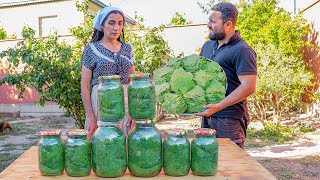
[
  {"xmin": 0, "ymin": 26, "xmax": 85, "ymax": 128},
  {"xmin": 153, "ymin": 55, "xmax": 226, "ymax": 114},
  {"xmin": 125, "ymin": 15, "xmax": 171, "ymax": 73},
  {"xmin": 168, "ymin": 12, "xmax": 192, "ymax": 26},
  {"xmin": 247, "ymin": 122, "xmax": 297, "ymax": 143},
  {"xmin": 235, "ymin": 0, "xmax": 313, "ymax": 120},
  {"xmin": 0, "ymin": 27, "xmax": 7, "ymax": 40}
]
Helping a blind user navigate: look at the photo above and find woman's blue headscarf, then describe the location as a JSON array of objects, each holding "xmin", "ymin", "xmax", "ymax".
[{"xmin": 92, "ymin": 6, "xmax": 124, "ymax": 31}]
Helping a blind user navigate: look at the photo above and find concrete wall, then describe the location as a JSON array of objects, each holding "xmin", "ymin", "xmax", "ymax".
[{"xmin": 162, "ymin": 24, "xmax": 208, "ymax": 56}]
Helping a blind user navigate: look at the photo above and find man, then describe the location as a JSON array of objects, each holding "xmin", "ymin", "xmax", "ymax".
[{"xmin": 197, "ymin": 2, "xmax": 257, "ymax": 148}]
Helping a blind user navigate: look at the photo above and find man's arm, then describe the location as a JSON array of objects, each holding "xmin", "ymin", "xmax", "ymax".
[{"xmin": 197, "ymin": 74, "xmax": 257, "ymax": 116}]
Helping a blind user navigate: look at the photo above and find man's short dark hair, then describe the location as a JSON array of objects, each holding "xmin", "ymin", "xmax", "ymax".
[{"xmin": 212, "ymin": 2, "xmax": 238, "ymax": 25}]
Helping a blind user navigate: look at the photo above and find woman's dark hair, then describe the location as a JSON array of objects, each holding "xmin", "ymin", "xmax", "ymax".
[
  {"xmin": 212, "ymin": 2, "xmax": 238, "ymax": 25},
  {"xmin": 90, "ymin": 10, "xmax": 125, "ymax": 43}
]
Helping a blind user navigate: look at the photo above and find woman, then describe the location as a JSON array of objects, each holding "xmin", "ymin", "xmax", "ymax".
[{"xmin": 81, "ymin": 6, "xmax": 135, "ymax": 139}]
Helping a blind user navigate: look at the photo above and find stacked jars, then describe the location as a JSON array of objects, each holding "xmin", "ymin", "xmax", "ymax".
[
  {"xmin": 163, "ymin": 129, "xmax": 190, "ymax": 176},
  {"xmin": 38, "ymin": 129, "xmax": 64, "ymax": 176},
  {"xmin": 65, "ymin": 129, "xmax": 91, "ymax": 177},
  {"xmin": 91, "ymin": 75, "xmax": 127, "ymax": 178},
  {"xmin": 127, "ymin": 73, "xmax": 162, "ymax": 177},
  {"xmin": 191, "ymin": 128, "xmax": 218, "ymax": 176}
]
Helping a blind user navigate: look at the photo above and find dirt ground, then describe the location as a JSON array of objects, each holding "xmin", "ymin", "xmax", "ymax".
[{"xmin": 0, "ymin": 115, "xmax": 319, "ymax": 179}]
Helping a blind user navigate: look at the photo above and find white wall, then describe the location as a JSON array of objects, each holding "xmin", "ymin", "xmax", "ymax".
[
  {"xmin": 0, "ymin": 1, "xmax": 83, "ymax": 38},
  {"xmin": 302, "ymin": 2, "xmax": 320, "ymax": 42},
  {"xmin": 162, "ymin": 25, "xmax": 208, "ymax": 56}
]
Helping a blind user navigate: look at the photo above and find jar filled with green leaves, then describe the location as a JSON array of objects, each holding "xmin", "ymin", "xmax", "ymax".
[
  {"xmin": 97, "ymin": 75, "xmax": 125, "ymax": 122},
  {"xmin": 128, "ymin": 121, "xmax": 162, "ymax": 177},
  {"xmin": 38, "ymin": 129, "xmax": 64, "ymax": 176},
  {"xmin": 128, "ymin": 73, "xmax": 155, "ymax": 120},
  {"xmin": 191, "ymin": 128, "xmax": 218, "ymax": 176},
  {"xmin": 163, "ymin": 128, "xmax": 190, "ymax": 176},
  {"xmin": 65, "ymin": 129, "xmax": 91, "ymax": 177},
  {"xmin": 91, "ymin": 121, "xmax": 127, "ymax": 178}
]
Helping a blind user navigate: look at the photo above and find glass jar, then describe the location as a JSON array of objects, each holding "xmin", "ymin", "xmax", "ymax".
[
  {"xmin": 128, "ymin": 122, "xmax": 162, "ymax": 177},
  {"xmin": 191, "ymin": 128, "xmax": 218, "ymax": 176},
  {"xmin": 91, "ymin": 121, "xmax": 127, "ymax": 177},
  {"xmin": 97, "ymin": 75, "xmax": 125, "ymax": 122},
  {"xmin": 128, "ymin": 73, "xmax": 155, "ymax": 120},
  {"xmin": 38, "ymin": 129, "xmax": 64, "ymax": 176},
  {"xmin": 163, "ymin": 129, "xmax": 190, "ymax": 176},
  {"xmin": 65, "ymin": 129, "xmax": 91, "ymax": 177}
]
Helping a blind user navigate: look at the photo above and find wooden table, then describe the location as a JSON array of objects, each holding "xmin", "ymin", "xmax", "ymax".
[{"xmin": 0, "ymin": 138, "xmax": 276, "ymax": 180}]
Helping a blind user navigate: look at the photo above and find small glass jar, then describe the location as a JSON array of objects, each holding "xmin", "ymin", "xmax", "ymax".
[
  {"xmin": 163, "ymin": 128, "xmax": 190, "ymax": 176},
  {"xmin": 128, "ymin": 122, "xmax": 162, "ymax": 177},
  {"xmin": 128, "ymin": 73, "xmax": 155, "ymax": 120},
  {"xmin": 191, "ymin": 128, "xmax": 218, "ymax": 176},
  {"xmin": 38, "ymin": 129, "xmax": 64, "ymax": 176},
  {"xmin": 97, "ymin": 75, "xmax": 125, "ymax": 122},
  {"xmin": 65, "ymin": 129, "xmax": 91, "ymax": 177},
  {"xmin": 91, "ymin": 121, "xmax": 127, "ymax": 178}
]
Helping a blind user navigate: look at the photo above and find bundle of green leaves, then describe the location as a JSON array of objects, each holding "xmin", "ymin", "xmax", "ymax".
[{"xmin": 153, "ymin": 54, "xmax": 226, "ymax": 114}]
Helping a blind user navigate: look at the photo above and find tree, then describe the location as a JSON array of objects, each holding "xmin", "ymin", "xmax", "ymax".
[
  {"xmin": 0, "ymin": 0, "xmax": 172, "ymax": 127},
  {"xmin": 0, "ymin": 27, "xmax": 85, "ymax": 127},
  {"xmin": 168, "ymin": 12, "xmax": 192, "ymax": 26}
]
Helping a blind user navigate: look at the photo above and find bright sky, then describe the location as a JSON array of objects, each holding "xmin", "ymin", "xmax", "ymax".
[{"xmin": 104, "ymin": 0, "xmax": 316, "ymax": 27}]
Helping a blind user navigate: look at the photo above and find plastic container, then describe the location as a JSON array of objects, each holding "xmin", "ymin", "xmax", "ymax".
[
  {"xmin": 191, "ymin": 128, "xmax": 218, "ymax": 176},
  {"xmin": 97, "ymin": 75, "xmax": 125, "ymax": 122},
  {"xmin": 163, "ymin": 128, "xmax": 190, "ymax": 176},
  {"xmin": 91, "ymin": 121, "xmax": 127, "ymax": 177},
  {"xmin": 38, "ymin": 129, "xmax": 64, "ymax": 176},
  {"xmin": 65, "ymin": 129, "xmax": 91, "ymax": 177},
  {"xmin": 128, "ymin": 73, "xmax": 155, "ymax": 120},
  {"xmin": 128, "ymin": 122, "xmax": 162, "ymax": 177}
]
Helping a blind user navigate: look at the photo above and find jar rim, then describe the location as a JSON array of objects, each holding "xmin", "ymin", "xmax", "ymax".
[
  {"xmin": 193, "ymin": 128, "xmax": 216, "ymax": 136},
  {"xmin": 66, "ymin": 129, "xmax": 87, "ymax": 136},
  {"xmin": 97, "ymin": 121, "xmax": 118, "ymax": 126},
  {"xmin": 40, "ymin": 129, "xmax": 61, "ymax": 136},
  {"xmin": 129, "ymin": 73, "xmax": 151, "ymax": 79},
  {"xmin": 165, "ymin": 128, "xmax": 186, "ymax": 136},
  {"xmin": 98, "ymin": 75, "xmax": 121, "ymax": 81}
]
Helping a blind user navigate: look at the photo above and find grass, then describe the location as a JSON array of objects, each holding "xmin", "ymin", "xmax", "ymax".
[{"xmin": 0, "ymin": 153, "xmax": 19, "ymax": 172}]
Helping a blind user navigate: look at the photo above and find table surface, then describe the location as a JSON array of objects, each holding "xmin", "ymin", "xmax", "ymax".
[{"xmin": 0, "ymin": 138, "xmax": 276, "ymax": 180}]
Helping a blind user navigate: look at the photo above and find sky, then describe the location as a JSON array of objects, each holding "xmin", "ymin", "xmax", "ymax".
[{"xmin": 104, "ymin": 0, "xmax": 317, "ymax": 27}]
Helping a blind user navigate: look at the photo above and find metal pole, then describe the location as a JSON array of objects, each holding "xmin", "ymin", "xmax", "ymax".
[{"xmin": 293, "ymin": 0, "xmax": 297, "ymax": 15}]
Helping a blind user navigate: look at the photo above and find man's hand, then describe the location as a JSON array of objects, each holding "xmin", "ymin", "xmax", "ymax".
[
  {"xmin": 85, "ymin": 116, "xmax": 97, "ymax": 140},
  {"xmin": 196, "ymin": 103, "xmax": 222, "ymax": 117}
]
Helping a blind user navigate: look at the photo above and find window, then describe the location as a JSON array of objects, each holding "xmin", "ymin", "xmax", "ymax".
[{"xmin": 38, "ymin": 15, "xmax": 58, "ymax": 37}]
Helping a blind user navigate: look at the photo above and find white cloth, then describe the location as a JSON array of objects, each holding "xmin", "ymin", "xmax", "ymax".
[{"xmin": 92, "ymin": 6, "xmax": 123, "ymax": 31}]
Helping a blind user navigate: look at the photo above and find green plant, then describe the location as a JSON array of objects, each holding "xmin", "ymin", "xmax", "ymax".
[
  {"xmin": 0, "ymin": 27, "xmax": 7, "ymax": 40},
  {"xmin": 247, "ymin": 122, "xmax": 297, "ymax": 143},
  {"xmin": 168, "ymin": 12, "xmax": 192, "ymax": 26}
]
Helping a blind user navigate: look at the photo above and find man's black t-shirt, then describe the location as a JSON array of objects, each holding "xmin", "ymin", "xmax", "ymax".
[{"xmin": 200, "ymin": 30, "xmax": 257, "ymax": 127}]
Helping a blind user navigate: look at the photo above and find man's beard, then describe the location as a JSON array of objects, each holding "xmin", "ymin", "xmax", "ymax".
[{"xmin": 209, "ymin": 30, "xmax": 226, "ymax": 40}]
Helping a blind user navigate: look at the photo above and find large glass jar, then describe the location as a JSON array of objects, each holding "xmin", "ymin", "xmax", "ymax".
[
  {"xmin": 91, "ymin": 121, "xmax": 127, "ymax": 177},
  {"xmin": 128, "ymin": 73, "xmax": 155, "ymax": 120},
  {"xmin": 128, "ymin": 122, "xmax": 162, "ymax": 177},
  {"xmin": 97, "ymin": 75, "xmax": 125, "ymax": 122},
  {"xmin": 191, "ymin": 128, "xmax": 218, "ymax": 176},
  {"xmin": 38, "ymin": 129, "xmax": 64, "ymax": 176},
  {"xmin": 163, "ymin": 129, "xmax": 190, "ymax": 176},
  {"xmin": 65, "ymin": 129, "xmax": 91, "ymax": 177}
]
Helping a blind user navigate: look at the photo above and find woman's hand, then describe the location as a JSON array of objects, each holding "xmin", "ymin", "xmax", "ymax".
[{"xmin": 85, "ymin": 115, "xmax": 98, "ymax": 140}]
